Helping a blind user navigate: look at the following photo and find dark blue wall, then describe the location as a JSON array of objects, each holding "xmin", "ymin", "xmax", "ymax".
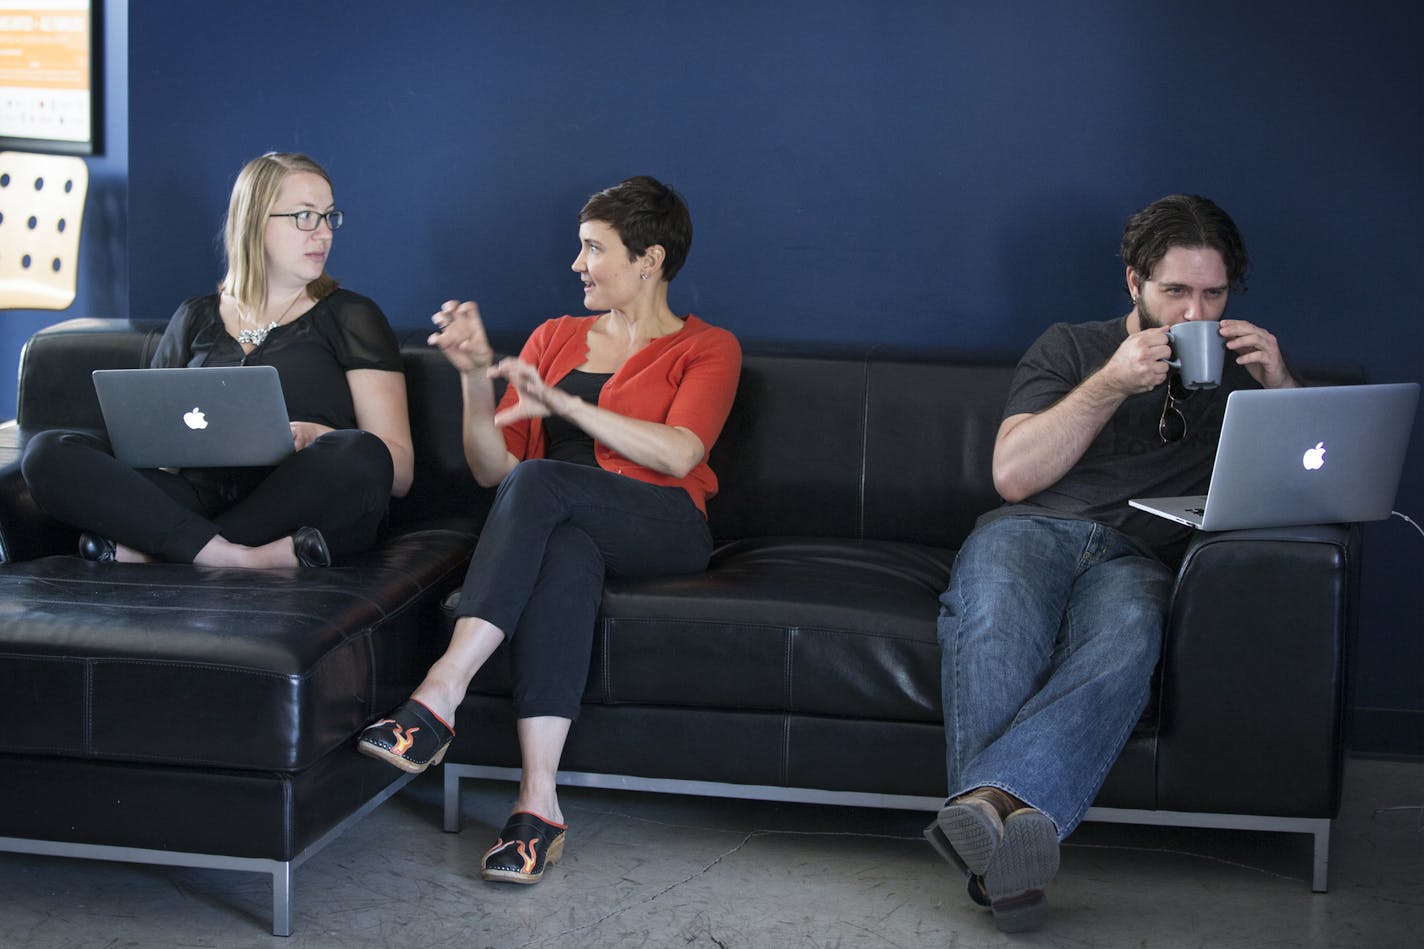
[{"xmin": 27, "ymin": 1, "xmax": 1424, "ymax": 750}]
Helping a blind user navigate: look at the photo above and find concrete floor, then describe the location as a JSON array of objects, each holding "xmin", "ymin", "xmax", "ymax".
[{"xmin": 1, "ymin": 757, "xmax": 1419, "ymax": 948}]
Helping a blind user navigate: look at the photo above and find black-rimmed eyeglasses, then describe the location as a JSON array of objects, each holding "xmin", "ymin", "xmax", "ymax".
[
  {"xmin": 1158, "ymin": 376, "xmax": 1195, "ymax": 444},
  {"xmin": 269, "ymin": 209, "xmax": 344, "ymax": 231}
]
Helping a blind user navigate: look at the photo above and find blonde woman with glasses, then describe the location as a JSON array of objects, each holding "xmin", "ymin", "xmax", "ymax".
[{"xmin": 23, "ymin": 152, "xmax": 413, "ymax": 567}]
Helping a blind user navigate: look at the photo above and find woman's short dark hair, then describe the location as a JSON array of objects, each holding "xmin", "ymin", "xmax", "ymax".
[
  {"xmin": 1121, "ymin": 194, "xmax": 1249, "ymax": 294},
  {"xmin": 579, "ymin": 176, "xmax": 693, "ymax": 282}
]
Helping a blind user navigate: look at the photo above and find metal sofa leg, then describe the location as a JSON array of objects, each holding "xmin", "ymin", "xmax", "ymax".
[
  {"xmin": 444, "ymin": 762, "xmax": 465, "ymax": 832},
  {"xmin": 1310, "ymin": 820, "xmax": 1331, "ymax": 893},
  {"xmin": 271, "ymin": 861, "xmax": 294, "ymax": 937}
]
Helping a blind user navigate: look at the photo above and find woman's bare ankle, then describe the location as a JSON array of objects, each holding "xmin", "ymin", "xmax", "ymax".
[
  {"xmin": 513, "ymin": 793, "xmax": 563, "ymax": 825},
  {"xmin": 193, "ymin": 535, "xmax": 297, "ymax": 569},
  {"xmin": 113, "ymin": 542, "xmax": 153, "ymax": 564},
  {"xmin": 408, "ymin": 684, "xmax": 460, "ymax": 726}
]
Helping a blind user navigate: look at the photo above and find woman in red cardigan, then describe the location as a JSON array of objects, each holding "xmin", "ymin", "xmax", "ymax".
[{"xmin": 358, "ymin": 176, "xmax": 740, "ymax": 884}]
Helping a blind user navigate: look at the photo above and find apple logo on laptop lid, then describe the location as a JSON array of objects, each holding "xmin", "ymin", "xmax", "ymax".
[
  {"xmin": 183, "ymin": 407, "xmax": 208, "ymax": 431},
  {"xmin": 1302, "ymin": 441, "xmax": 1325, "ymax": 471}
]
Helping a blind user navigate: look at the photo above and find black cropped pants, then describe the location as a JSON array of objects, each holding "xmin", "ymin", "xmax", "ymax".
[{"xmin": 455, "ymin": 458, "xmax": 712, "ymax": 720}]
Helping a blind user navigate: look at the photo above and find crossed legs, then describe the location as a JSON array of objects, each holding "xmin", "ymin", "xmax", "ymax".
[
  {"xmin": 931, "ymin": 515, "xmax": 1170, "ymax": 929},
  {"xmin": 358, "ymin": 460, "xmax": 713, "ymax": 882},
  {"xmin": 22, "ymin": 428, "xmax": 392, "ymax": 565}
]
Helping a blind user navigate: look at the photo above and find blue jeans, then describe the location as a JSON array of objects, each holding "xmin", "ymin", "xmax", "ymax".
[{"xmin": 938, "ymin": 515, "xmax": 1170, "ymax": 837}]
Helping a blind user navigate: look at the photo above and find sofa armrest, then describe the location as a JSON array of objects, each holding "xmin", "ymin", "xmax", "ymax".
[
  {"xmin": 0, "ymin": 421, "xmax": 77, "ymax": 564},
  {"xmin": 1154, "ymin": 524, "xmax": 1354, "ymax": 818}
]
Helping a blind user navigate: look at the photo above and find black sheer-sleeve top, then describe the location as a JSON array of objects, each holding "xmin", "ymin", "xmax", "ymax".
[{"xmin": 149, "ymin": 289, "xmax": 403, "ymax": 431}]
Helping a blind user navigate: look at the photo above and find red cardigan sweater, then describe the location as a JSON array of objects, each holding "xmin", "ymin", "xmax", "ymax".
[{"xmin": 498, "ymin": 314, "xmax": 742, "ymax": 516}]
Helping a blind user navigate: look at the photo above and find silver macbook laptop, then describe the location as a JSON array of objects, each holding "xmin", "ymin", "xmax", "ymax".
[
  {"xmin": 1130, "ymin": 382, "xmax": 1418, "ymax": 531},
  {"xmin": 92, "ymin": 366, "xmax": 295, "ymax": 468}
]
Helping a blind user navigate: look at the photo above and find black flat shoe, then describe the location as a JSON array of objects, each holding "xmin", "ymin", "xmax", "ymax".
[
  {"xmin": 78, "ymin": 532, "xmax": 116, "ymax": 562},
  {"xmin": 481, "ymin": 812, "xmax": 566, "ymax": 884},
  {"xmin": 292, "ymin": 526, "xmax": 331, "ymax": 567},
  {"xmin": 356, "ymin": 699, "xmax": 454, "ymax": 774}
]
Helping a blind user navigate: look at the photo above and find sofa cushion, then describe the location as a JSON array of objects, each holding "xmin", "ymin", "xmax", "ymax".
[{"xmin": 468, "ymin": 536, "xmax": 953, "ymax": 723}]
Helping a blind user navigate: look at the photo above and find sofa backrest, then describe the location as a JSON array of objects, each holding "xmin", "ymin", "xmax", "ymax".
[
  {"xmin": 16, "ymin": 319, "xmax": 168, "ymax": 434},
  {"xmin": 706, "ymin": 346, "xmax": 1013, "ymax": 548},
  {"xmin": 384, "ymin": 335, "xmax": 1017, "ymax": 546},
  {"xmin": 16, "ymin": 320, "xmax": 1016, "ymax": 549}
]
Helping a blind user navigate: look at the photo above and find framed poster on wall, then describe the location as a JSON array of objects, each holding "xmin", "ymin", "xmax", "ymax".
[{"xmin": 0, "ymin": 1, "xmax": 100, "ymax": 154}]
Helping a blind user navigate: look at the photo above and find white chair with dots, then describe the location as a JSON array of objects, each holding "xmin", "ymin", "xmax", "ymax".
[{"xmin": 0, "ymin": 151, "xmax": 88, "ymax": 310}]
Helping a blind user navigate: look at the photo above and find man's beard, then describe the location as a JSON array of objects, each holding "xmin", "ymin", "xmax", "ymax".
[{"xmin": 1136, "ymin": 293, "xmax": 1164, "ymax": 330}]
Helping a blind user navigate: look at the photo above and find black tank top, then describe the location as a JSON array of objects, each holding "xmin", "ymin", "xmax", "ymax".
[{"xmin": 543, "ymin": 370, "xmax": 613, "ymax": 466}]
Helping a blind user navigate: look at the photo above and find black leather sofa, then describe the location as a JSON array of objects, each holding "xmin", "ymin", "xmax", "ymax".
[{"xmin": 0, "ymin": 319, "xmax": 1354, "ymax": 935}]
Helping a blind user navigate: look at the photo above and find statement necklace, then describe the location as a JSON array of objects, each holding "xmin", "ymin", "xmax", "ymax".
[
  {"xmin": 236, "ymin": 321, "xmax": 280, "ymax": 347},
  {"xmin": 236, "ymin": 293, "xmax": 304, "ymax": 347}
]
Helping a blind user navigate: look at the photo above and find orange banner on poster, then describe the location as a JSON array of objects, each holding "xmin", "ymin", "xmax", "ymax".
[{"xmin": 0, "ymin": 10, "xmax": 90, "ymax": 91}]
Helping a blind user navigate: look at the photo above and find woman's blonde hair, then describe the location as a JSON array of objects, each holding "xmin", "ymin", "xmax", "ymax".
[{"xmin": 219, "ymin": 152, "xmax": 338, "ymax": 314}]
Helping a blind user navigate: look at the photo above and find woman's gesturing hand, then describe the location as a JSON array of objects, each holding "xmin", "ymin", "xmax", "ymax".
[
  {"xmin": 490, "ymin": 357, "xmax": 575, "ymax": 427},
  {"xmin": 429, "ymin": 299, "xmax": 495, "ymax": 374}
]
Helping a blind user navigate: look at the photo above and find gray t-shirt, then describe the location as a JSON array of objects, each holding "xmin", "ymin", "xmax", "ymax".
[{"xmin": 978, "ymin": 316, "xmax": 1259, "ymax": 560}]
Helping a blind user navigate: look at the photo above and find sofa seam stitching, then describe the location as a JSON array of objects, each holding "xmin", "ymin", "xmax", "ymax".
[
  {"xmin": 83, "ymin": 657, "xmax": 93, "ymax": 755},
  {"xmin": 857, "ymin": 352, "xmax": 874, "ymax": 540}
]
